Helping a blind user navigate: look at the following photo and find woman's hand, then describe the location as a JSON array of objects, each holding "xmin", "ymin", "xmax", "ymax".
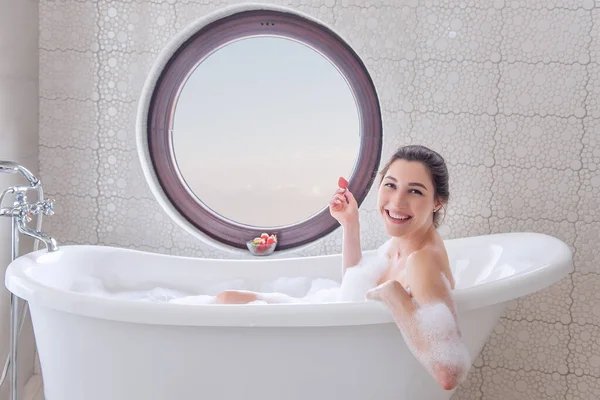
[{"xmin": 329, "ymin": 187, "xmax": 359, "ymax": 228}]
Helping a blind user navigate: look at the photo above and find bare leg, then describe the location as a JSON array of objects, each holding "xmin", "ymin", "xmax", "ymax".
[
  {"xmin": 215, "ymin": 290, "xmax": 260, "ymax": 304},
  {"xmin": 215, "ymin": 290, "xmax": 304, "ymax": 304}
]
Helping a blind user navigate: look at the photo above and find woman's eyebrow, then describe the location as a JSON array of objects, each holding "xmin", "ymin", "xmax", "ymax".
[{"xmin": 409, "ymin": 182, "xmax": 428, "ymax": 190}]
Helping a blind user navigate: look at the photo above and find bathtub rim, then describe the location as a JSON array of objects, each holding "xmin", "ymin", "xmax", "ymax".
[{"xmin": 5, "ymin": 232, "xmax": 573, "ymax": 327}]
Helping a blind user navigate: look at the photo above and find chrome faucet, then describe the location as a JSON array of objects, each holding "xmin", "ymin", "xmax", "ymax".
[
  {"xmin": 1, "ymin": 160, "xmax": 59, "ymax": 400},
  {"xmin": 0, "ymin": 160, "xmax": 58, "ymax": 252}
]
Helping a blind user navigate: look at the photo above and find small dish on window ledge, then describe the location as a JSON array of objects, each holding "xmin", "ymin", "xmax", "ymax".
[{"xmin": 247, "ymin": 233, "xmax": 277, "ymax": 256}]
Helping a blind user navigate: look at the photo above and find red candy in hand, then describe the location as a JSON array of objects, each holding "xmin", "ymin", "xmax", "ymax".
[{"xmin": 338, "ymin": 177, "xmax": 348, "ymax": 189}]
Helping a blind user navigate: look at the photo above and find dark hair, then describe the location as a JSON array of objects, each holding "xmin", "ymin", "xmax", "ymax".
[{"xmin": 378, "ymin": 145, "xmax": 450, "ymax": 228}]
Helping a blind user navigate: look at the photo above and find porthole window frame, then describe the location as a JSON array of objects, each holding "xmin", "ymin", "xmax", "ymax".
[{"xmin": 141, "ymin": 7, "xmax": 383, "ymax": 251}]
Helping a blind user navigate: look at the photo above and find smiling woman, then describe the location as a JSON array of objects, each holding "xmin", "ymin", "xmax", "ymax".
[{"xmin": 138, "ymin": 6, "xmax": 382, "ymax": 251}]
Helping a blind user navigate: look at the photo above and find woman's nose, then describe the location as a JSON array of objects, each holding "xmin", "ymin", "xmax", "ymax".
[{"xmin": 393, "ymin": 190, "xmax": 408, "ymax": 205}]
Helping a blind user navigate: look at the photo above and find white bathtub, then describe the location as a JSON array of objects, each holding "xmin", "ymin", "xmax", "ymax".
[{"xmin": 5, "ymin": 232, "xmax": 572, "ymax": 400}]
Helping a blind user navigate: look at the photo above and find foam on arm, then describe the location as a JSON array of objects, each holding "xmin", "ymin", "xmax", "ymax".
[{"xmin": 365, "ymin": 251, "xmax": 471, "ymax": 391}]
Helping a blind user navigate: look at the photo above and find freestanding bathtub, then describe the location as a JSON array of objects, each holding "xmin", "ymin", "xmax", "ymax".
[{"xmin": 6, "ymin": 232, "xmax": 572, "ymax": 400}]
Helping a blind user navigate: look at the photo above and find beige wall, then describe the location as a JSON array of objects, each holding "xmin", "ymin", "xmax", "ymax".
[
  {"xmin": 0, "ymin": 0, "xmax": 40, "ymax": 398},
  {"xmin": 37, "ymin": 0, "xmax": 599, "ymax": 399}
]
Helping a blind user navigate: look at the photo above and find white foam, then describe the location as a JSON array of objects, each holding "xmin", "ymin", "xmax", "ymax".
[
  {"xmin": 405, "ymin": 302, "xmax": 470, "ymax": 387},
  {"xmin": 70, "ymin": 275, "xmax": 344, "ymax": 305},
  {"xmin": 339, "ymin": 239, "xmax": 391, "ymax": 302},
  {"xmin": 69, "ymin": 239, "xmax": 398, "ymax": 305},
  {"xmin": 304, "ymin": 278, "xmax": 341, "ymax": 302},
  {"xmin": 256, "ymin": 278, "xmax": 341, "ymax": 303},
  {"xmin": 247, "ymin": 300, "xmax": 269, "ymax": 305},
  {"xmin": 305, "ymin": 286, "xmax": 341, "ymax": 303},
  {"xmin": 259, "ymin": 276, "xmax": 312, "ymax": 298},
  {"xmin": 169, "ymin": 295, "xmax": 216, "ymax": 305},
  {"xmin": 306, "ymin": 277, "xmax": 339, "ymax": 295}
]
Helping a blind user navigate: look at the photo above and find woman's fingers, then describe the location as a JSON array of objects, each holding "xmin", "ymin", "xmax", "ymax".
[
  {"xmin": 330, "ymin": 193, "xmax": 347, "ymax": 206},
  {"xmin": 333, "ymin": 187, "xmax": 355, "ymax": 205},
  {"xmin": 329, "ymin": 196, "xmax": 345, "ymax": 212},
  {"xmin": 344, "ymin": 189, "xmax": 356, "ymax": 205},
  {"xmin": 329, "ymin": 186, "xmax": 357, "ymax": 213}
]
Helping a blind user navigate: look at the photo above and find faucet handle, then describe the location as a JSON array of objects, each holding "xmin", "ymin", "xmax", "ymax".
[
  {"xmin": 16, "ymin": 207, "xmax": 32, "ymax": 223},
  {"xmin": 42, "ymin": 198, "xmax": 55, "ymax": 216},
  {"xmin": 22, "ymin": 199, "xmax": 55, "ymax": 218}
]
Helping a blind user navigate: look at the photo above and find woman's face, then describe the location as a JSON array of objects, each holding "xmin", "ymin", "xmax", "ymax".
[{"xmin": 377, "ymin": 159, "xmax": 441, "ymax": 237}]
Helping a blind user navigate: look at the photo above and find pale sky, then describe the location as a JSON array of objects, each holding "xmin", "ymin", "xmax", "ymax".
[{"xmin": 172, "ymin": 36, "xmax": 360, "ymax": 227}]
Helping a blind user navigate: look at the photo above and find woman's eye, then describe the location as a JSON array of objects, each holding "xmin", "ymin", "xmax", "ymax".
[
  {"xmin": 385, "ymin": 183, "xmax": 396, "ymax": 189},
  {"xmin": 410, "ymin": 189, "xmax": 423, "ymax": 195}
]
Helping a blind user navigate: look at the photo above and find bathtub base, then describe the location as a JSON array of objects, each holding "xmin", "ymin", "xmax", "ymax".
[{"xmin": 31, "ymin": 303, "xmax": 506, "ymax": 400}]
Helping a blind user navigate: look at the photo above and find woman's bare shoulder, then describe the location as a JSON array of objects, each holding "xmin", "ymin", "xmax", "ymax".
[
  {"xmin": 405, "ymin": 244, "xmax": 454, "ymax": 292},
  {"xmin": 407, "ymin": 244, "xmax": 447, "ymax": 269}
]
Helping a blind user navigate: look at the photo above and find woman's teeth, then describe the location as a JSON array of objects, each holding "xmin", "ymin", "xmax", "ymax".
[{"xmin": 387, "ymin": 210, "xmax": 411, "ymax": 220}]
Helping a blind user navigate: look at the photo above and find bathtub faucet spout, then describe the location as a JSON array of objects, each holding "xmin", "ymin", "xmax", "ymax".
[{"xmin": 16, "ymin": 217, "xmax": 59, "ymax": 252}]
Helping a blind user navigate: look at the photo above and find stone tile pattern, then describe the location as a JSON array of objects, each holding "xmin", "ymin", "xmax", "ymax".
[{"xmin": 38, "ymin": 1, "xmax": 599, "ymax": 399}]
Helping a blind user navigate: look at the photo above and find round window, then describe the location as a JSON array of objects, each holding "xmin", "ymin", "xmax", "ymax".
[{"xmin": 140, "ymin": 8, "xmax": 382, "ymax": 251}]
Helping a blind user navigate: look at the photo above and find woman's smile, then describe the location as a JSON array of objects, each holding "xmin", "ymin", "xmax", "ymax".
[{"xmin": 385, "ymin": 209, "xmax": 413, "ymax": 224}]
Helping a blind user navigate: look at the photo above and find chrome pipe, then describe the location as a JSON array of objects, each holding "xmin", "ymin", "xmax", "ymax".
[{"xmin": 10, "ymin": 218, "xmax": 20, "ymax": 400}]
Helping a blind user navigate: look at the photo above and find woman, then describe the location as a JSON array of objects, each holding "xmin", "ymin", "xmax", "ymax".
[{"xmin": 216, "ymin": 145, "xmax": 470, "ymax": 390}]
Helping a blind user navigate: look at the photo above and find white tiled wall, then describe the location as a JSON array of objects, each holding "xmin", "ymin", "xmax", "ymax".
[
  {"xmin": 36, "ymin": 1, "xmax": 600, "ymax": 399},
  {"xmin": 0, "ymin": 0, "xmax": 40, "ymax": 399}
]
